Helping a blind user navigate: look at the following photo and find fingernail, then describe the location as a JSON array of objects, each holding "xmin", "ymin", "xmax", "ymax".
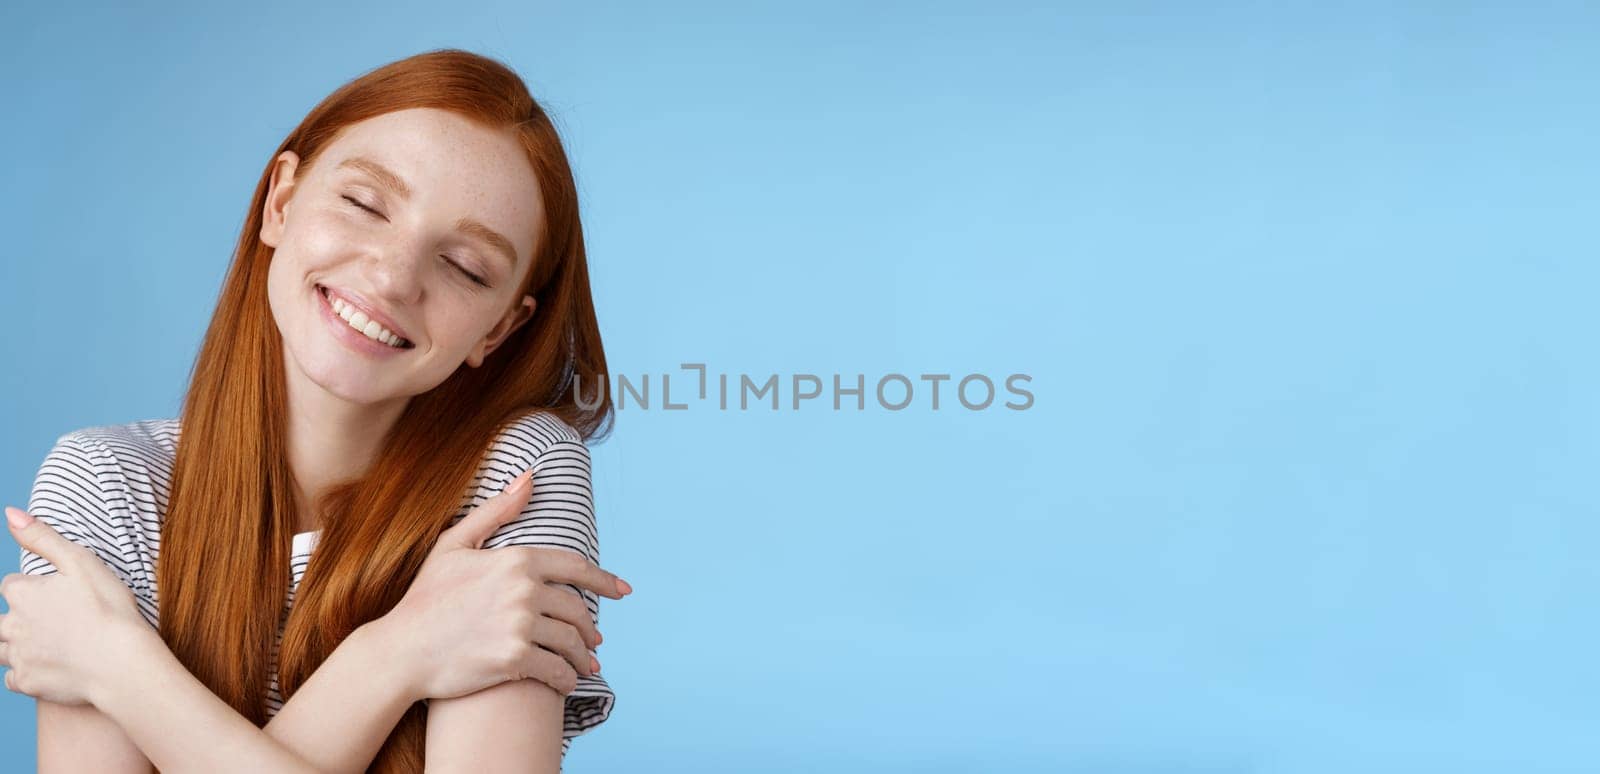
[
  {"xmin": 590, "ymin": 655, "xmax": 601, "ymax": 674},
  {"xmin": 616, "ymin": 578, "xmax": 633, "ymax": 595},
  {"xmin": 595, "ymin": 629, "xmax": 604, "ymax": 646},
  {"xmin": 5, "ymin": 506, "xmax": 33, "ymax": 530}
]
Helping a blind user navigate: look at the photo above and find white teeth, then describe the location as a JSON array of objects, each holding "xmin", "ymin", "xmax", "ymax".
[{"xmin": 327, "ymin": 292, "xmax": 406, "ymax": 348}]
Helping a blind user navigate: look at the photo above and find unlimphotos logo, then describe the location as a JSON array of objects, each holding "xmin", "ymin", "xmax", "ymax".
[{"xmin": 572, "ymin": 364, "xmax": 1034, "ymax": 412}]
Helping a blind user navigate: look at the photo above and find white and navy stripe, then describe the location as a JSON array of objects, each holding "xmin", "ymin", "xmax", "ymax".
[{"xmin": 20, "ymin": 411, "xmax": 614, "ymax": 758}]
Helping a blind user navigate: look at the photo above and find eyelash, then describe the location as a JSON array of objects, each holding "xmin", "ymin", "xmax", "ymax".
[{"xmin": 341, "ymin": 195, "xmax": 490, "ymax": 287}]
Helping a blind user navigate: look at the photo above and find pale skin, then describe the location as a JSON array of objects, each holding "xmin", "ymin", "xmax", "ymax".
[
  {"xmin": 0, "ymin": 108, "xmax": 628, "ymax": 772},
  {"xmin": 1, "ymin": 491, "xmax": 624, "ymax": 773}
]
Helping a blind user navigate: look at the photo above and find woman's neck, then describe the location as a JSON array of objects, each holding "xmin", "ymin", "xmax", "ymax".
[{"xmin": 282, "ymin": 359, "xmax": 410, "ymax": 533}]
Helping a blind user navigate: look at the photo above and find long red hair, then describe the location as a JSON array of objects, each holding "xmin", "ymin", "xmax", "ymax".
[{"xmin": 156, "ymin": 48, "xmax": 613, "ymax": 771}]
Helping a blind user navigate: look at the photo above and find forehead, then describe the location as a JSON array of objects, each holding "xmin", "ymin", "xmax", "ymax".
[{"xmin": 317, "ymin": 108, "xmax": 543, "ymax": 266}]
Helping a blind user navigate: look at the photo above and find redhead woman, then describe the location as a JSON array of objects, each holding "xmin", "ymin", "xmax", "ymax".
[{"xmin": 0, "ymin": 48, "xmax": 628, "ymax": 772}]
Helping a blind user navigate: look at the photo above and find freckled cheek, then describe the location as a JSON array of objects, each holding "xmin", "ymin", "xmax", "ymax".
[
  {"xmin": 294, "ymin": 217, "xmax": 370, "ymax": 270},
  {"xmin": 427, "ymin": 314, "xmax": 492, "ymax": 352}
]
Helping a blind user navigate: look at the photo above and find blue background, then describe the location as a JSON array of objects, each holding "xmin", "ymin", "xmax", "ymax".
[{"xmin": 2, "ymin": 2, "xmax": 1596, "ymax": 772}]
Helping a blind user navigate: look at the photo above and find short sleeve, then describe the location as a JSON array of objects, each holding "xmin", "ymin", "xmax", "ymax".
[
  {"xmin": 19, "ymin": 432, "xmax": 157, "ymax": 627},
  {"xmin": 456, "ymin": 412, "xmax": 615, "ymax": 759}
]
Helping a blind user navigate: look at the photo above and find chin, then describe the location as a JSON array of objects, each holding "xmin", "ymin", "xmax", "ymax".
[
  {"xmin": 287, "ymin": 343, "xmax": 401, "ymax": 405},
  {"xmin": 317, "ymin": 374, "xmax": 396, "ymax": 405}
]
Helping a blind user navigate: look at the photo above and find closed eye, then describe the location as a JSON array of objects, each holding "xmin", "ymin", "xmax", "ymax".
[
  {"xmin": 342, "ymin": 195, "xmax": 489, "ymax": 287},
  {"xmin": 443, "ymin": 255, "xmax": 489, "ymax": 287},
  {"xmin": 343, "ymin": 195, "xmax": 382, "ymax": 217}
]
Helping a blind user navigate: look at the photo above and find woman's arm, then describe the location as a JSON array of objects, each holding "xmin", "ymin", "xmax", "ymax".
[
  {"xmin": 35, "ymin": 617, "xmax": 410, "ymax": 774},
  {"xmin": 84, "ymin": 622, "xmax": 322, "ymax": 773},
  {"xmin": 423, "ymin": 434, "xmax": 611, "ymax": 771},
  {"xmin": 256, "ymin": 616, "xmax": 422, "ymax": 773},
  {"xmin": 260, "ymin": 464, "xmax": 620, "ymax": 773},
  {"xmin": 424, "ymin": 679, "xmax": 565, "ymax": 772},
  {"xmin": 115, "ymin": 619, "xmax": 432, "ymax": 774},
  {"xmin": 38, "ymin": 620, "xmax": 562, "ymax": 774},
  {"xmin": 37, "ymin": 565, "xmax": 597, "ymax": 774},
  {"xmin": 37, "ymin": 701, "xmax": 153, "ymax": 773},
  {"xmin": 10, "ymin": 474, "xmax": 620, "ymax": 774}
]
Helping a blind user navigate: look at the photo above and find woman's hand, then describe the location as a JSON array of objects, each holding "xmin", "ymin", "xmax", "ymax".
[
  {"xmin": 0, "ymin": 505, "xmax": 153, "ymax": 707},
  {"xmin": 372, "ymin": 467, "xmax": 632, "ymax": 702}
]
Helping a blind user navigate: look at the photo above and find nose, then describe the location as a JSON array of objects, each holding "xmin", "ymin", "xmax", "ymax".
[{"xmin": 364, "ymin": 240, "xmax": 426, "ymax": 306}]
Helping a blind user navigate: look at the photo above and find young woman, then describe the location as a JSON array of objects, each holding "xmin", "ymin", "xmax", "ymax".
[{"xmin": 0, "ymin": 48, "xmax": 628, "ymax": 772}]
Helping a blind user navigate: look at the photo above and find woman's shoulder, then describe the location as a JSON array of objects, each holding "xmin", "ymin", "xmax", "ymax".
[
  {"xmin": 479, "ymin": 409, "xmax": 588, "ymax": 471},
  {"xmin": 53, "ymin": 416, "xmax": 182, "ymax": 462},
  {"xmin": 25, "ymin": 419, "xmax": 173, "ymax": 608},
  {"xmin": 437, "ymin": 410, "xmax": 596, "ymax": 556},
  {"xmin": 495, "ymin": 409, "xmax": 585, "ymax": 449},
  {"xmin": 37, "ymin": 417, "xmax": 180, "ymax": 532},
  {"xmin": 45, "ymin": 417, "xmax": 182, "ymax": 495}
]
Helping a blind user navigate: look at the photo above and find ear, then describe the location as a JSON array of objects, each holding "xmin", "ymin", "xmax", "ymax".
[
  {"xmin": 466, "ymin": 294, "xmax": 538, "ymax": 368},
  {"xmin": 259, "ymin": 150, "xmax": 302, "ymax": 248}
]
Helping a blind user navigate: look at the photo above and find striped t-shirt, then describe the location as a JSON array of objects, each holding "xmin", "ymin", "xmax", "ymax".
[{"xmin": 19, "ymin": 409, "xmax": 614, "ymax": 759}]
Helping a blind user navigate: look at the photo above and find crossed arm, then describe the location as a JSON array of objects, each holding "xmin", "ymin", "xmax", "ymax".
[
  {"xmin": 17, "ymin": 430, "xmax": 607, "ymax": 772},
  {"xmin": 38, "ymin": 613, "xmax": 564, "ymax": 773}
]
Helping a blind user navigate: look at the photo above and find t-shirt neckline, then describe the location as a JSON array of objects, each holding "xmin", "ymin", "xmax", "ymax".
[{"xmin": 291, "ymin": 530, "xmax": 322, "ymax": 554}]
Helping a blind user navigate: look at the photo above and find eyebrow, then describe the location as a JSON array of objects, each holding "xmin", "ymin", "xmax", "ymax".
[{"xmin": 335, "ymin": 156, "xmax": 520, "ymax": 271}]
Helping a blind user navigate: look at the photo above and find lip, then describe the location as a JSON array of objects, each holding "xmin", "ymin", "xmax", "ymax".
[
  {"xmin": 316, "ymin": 284, "xmax": 414, "ymax": 357},
  {"xmin": 319, "ymin": 284, "xmax": 414, "ymax": 343}
]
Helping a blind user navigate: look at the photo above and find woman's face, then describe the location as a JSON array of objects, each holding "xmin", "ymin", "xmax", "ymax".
[{"xmin": 261, "ymin": 107, "xmax": 543, "ymax": 406}]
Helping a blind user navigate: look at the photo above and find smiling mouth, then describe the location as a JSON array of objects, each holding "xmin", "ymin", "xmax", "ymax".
[{"xmin": 318, "ymin": 284, "xmax": 416, "ymax": 350}]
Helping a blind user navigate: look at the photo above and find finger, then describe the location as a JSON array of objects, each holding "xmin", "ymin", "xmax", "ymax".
[
  {"xmin": 517, "ymin": 647, "xmax": 580, "ymax": 697},
  {"xmin": 531, "ymin": 616, "xmax": 596, "ymax": 678},
  {"xmin": 0, "ymin": 642, "xmax": 8, "ymax": 669},
  {"xmin": 5, "ymin": 507, "xmax": 83, "ymax": 572},
  {"xmin": 0, "ymin": 574, "xmax": 37, "ymax": 605},
  {"xmin": 537, "ymin": 584, "xmax": 601, "ymax": 650},
  {"xmin": 440, "ymin": 468, "xmax": 535, "ymax": 550},
  {"xmin": 535, "ymin": 550, "xmax": 630, "ymax": 600}
]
